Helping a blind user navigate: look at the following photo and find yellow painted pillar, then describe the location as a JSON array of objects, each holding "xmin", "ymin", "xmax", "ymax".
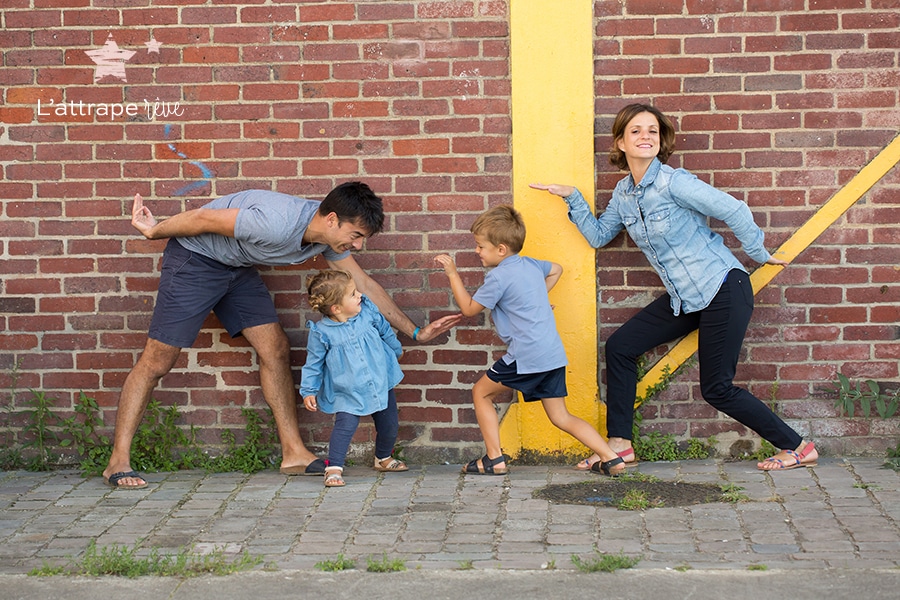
[{"xmin": 502, "ymin": 0, "xmax": 600, "ymax": 456}]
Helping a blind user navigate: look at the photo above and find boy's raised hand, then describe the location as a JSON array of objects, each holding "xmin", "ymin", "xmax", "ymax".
[
  {"xmin": 434, "ymin": 254, "xmax": 458, "ymax": 275},
  {"xmin": 529, "ymin": 183, "xmax": 575, "ymax": 198}
]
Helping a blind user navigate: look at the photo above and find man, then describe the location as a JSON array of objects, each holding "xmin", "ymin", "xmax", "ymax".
[{"xmin": 103, "ymin": 182, "xmax": 460, "ymax": 489}]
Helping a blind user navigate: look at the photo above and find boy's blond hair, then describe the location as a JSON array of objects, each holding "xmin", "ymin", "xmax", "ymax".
[
  {"xmin": 470, "ymin": 205, "xmax": 525, "ymax": 253},
  {"xmin": 306, "ymin": 270, "xmax": 353, "ymax": 316}
]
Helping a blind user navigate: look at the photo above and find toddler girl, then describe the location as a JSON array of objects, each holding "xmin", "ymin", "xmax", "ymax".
[{"xmin": 300, "ymin": 270, "xmax": 408, "ymax": 487}]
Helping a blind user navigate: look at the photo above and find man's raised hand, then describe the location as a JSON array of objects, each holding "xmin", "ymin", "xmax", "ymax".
[{"xmin": 131, "ymin": 193, "xmax": 158, "ymax": 238}]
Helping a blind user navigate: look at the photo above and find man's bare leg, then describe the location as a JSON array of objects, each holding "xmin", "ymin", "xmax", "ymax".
[
  {"xmin": 102, "ymin": 338, "xmax": 182, "ymax": 487},
  {"xmin": 242, "ymin": 322, "xmax": 318, "ymax": 469}
]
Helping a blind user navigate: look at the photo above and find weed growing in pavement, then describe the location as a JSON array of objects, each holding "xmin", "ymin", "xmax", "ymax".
[
  {"xmin": 719, "ymin": 483, "xmax": 750, "ymax": 503},
  {"xmin": 22, "ymin": 390, "xmax": 59, "ymax": 471},
  {"xmin": 617, "ymin": 488, "xmax": 664, "ymax": 511},
  {"xmin": 207, "ymin": 408, "xmax": 277, "ymax": 473},
  {"xmin": 743, "ymin": 439, "xmax": 778, "ymax": 462},
  {"xmin": 29, "ymin": 540, "xmax": 261, "ymax": 577},
  {"xmin": 59, "ymin": 392, "xmax": 111, "ymax": 476},
  {"xmin": 315, "ymin": 554, "xmax": 356, "ymax": 571},
  {"xmin": 747, "ymin": 563, "xmax": 768, "ymax": 571},
  {"xmin": 570, "ymin": 551, "xmax": 640, "ymax": 573},
  {"xmin": 366, "ymin": 553, "xmax": 406, "ymax": 572},
  {"xmin": 630, "ymin": 410, "xmax": 717, "ymax": 462},
  {"xmin": 0, "ymin": 359, "xmax": 25, "ymax": 469},
  {"xmin": 852, "ymin": 482, "xmax": 880, "ymax": 491},
  {"xmin": 9, "ymin": 389, "xmax": 280, "ymax": 476},
  {"xmin": 618, "ymin": 471, "xmax": 660, "ymax": 483},
  {"xmin": 457, "ymin": 558, "xmax": 474, "ymax": 570},
  {"xmin": 130, "ymin": 399, "xmax": 206, "ymax": 472},
  {"xmin": 885, "ymin": 441, "xmax": 900, "ymax": 472}
]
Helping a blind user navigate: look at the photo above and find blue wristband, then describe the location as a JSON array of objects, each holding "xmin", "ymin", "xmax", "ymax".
[{"xmin": 412, "ymin": 326, "xmax": 421, "ymax": 340}]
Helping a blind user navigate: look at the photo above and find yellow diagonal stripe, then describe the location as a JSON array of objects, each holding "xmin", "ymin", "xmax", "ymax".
[{"xmin": 635, "ymin": 134, "xmax": 900, "ymax": 405}]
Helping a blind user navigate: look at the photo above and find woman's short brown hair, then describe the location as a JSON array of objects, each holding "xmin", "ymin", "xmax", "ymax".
[{"xmin": 608, "ymin": 103, "xmax": 676, "ymax": 170}]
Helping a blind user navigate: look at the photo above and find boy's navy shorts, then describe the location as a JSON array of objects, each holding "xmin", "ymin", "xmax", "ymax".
[
  {"xmin": 148, "ymin": 239, "xmax": 279, "ymax": 348},
  {"xmin": 485, "ymin": 359, "xmax": 568, "ymax": 402}
]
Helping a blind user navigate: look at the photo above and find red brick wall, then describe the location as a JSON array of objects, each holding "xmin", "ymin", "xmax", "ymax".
[{"xmin": 0, "ymin": 1, "xmax": 897, "ymax": 460}]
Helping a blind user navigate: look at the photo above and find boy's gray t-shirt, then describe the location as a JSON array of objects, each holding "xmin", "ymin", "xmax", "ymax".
[
  {"xmin": 175, "ymin": 190, "xmax": 349, "ymax": 267},
  {"xmin": 472, "ymin": 254, "xmax": 567, "ymax": 374}
]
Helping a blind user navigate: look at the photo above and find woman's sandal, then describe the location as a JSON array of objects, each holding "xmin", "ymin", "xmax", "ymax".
[
  {"xmin": 374, "ymin": 457, "xmax": 408, "ymax": 472},
  {"xmin": 324, "ymin": 466, "xmax": 345, "ymax": 487},
  {"xmin": 462, "ymin": 453, "xmax": 509, "ymax": 476},
  {"xmin": 757, "ymin": 441, "xmax": 818, "ymax": 471},
  {"xmin": 574, "ymin": 448, "xmax": 637, "ymax": 471},
  {"xmin": 590, "ymin": 455, "xmax": 625, "ymax": 477}
]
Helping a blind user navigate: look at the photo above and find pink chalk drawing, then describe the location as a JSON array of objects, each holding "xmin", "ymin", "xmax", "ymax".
[
  {"xmin": 145, "ymin": 36, "xmax": 162, "ymax": 54},
  {"xmin": 85, "ymin": 34, "xmax": 136, "ymax": 83}
]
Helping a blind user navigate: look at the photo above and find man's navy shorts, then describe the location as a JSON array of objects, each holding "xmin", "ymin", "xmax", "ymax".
[
  {"xmin": 148, "ymin": 239, "xmax": 279, "ymax": 348},
  {"xmin": 485, "ymin": 359, "xmax": 568, "ymax": 402}
]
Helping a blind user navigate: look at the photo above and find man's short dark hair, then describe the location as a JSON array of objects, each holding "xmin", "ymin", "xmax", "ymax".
[{"xmin": 319, "ymin": 181, "xmax": 384, "ymax": 235}]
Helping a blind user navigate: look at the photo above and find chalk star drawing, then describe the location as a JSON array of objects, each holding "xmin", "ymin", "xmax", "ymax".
[
  {"xmin": 85, "ymin": 34, "xmax": 136, "ymax": 83},
  {"xmin": 145, "ymin": 36, "xmax": 162, "ymax": 54}
]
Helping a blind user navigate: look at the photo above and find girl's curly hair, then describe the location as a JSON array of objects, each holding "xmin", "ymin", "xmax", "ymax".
[{"xmin": 306, "ymin": 270, "xmax": 352, "ymax": 316}]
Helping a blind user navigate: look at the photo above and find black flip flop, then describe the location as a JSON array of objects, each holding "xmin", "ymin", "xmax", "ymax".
[
  {"xmin": 280, "ymin": 458, "xmax": 327, "ymax": 476},
  {"xmin": 104, "ymin": 470, "xmax": 148, "ymax": 490}
]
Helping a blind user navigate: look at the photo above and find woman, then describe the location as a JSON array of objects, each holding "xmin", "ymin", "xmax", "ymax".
[{"xmin": 531, "ymin": 103, "xmax": 817, "ymax": 472}]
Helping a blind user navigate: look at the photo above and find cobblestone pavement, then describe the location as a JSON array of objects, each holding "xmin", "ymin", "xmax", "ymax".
[{"xmin": 1, "ymin": 458, "xmax": 898, "ymax": 574}]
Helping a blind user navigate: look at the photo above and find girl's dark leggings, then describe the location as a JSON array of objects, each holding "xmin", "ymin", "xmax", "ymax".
[{"xmin": 327, "ymin": 389, "xmax": 399, "ymax": 468}]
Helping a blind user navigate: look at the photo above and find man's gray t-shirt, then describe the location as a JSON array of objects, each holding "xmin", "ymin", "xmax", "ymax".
[{"xmin": 175, "ymin": 190, "xmax": 349, "ymax": 267}]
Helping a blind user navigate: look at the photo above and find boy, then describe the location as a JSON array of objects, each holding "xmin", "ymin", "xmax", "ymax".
[{"xmin": 435, "ymin": 205, "xmax": 625, "ymax": 477}]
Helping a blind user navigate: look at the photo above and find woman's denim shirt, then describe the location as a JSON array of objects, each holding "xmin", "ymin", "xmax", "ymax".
[
  {"xmin": 300, "ymin": 295, "xmax": 404, "ymax": 416},
  {"xmin": 564, "ymin": 158, "xmax": 771, "ymax": 315}
]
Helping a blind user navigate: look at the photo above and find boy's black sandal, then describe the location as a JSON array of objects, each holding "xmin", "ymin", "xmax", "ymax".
[
  {"xmin": 462, "ymin": 453, "xmax": 509, "ymax": 476},
  {"xmin": 591, "ymin": 455, "xmax": 625, "ymax": 477}
]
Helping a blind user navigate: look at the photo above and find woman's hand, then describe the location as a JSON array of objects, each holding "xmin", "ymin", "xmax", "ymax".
[
  {"xmin": 303, "ymin": 395, "xmax": 318, "ymax": 412},
  {"xmin": 529, "ymin": 183, "xmax": 576, "ymax": 198},
  {"xmin": 766, "ymin": 255, "xmax": 790, "ymax": 266}
]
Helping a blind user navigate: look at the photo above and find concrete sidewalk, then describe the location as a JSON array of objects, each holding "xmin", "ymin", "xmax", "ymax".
[{"xmin": 1, "ymin": 457, "xmax": 899, "ymax": 576}]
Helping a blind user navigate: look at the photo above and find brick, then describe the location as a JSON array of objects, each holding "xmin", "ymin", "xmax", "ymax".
[
  {"xmin": 39, "ymin": 257, "xmax": 94, "ymax": 273},
  {"xmin": 393, "ymin": 138, "xmax": 450, "ymax": 156},
  {"xmin": 0, "ymin": 334, "xmax": 40, "ymax": 350},
  {"xmin": 362, "ymin": 159, "xmax": 421, "ymax": 179},
  {"xmin": 300, "ymin": 159, "xmax": 358, "ymax": 176},
  {"xmin": 394, "ymin": 60, "xmax": 451, "ymax": 78},
  {"xmin": 0, "ymin": 297, "xmax": 36, "ymax": 314},
  {"xmin": 181, "ymin": 6, "xmax": 236, "ymax": 25}
]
